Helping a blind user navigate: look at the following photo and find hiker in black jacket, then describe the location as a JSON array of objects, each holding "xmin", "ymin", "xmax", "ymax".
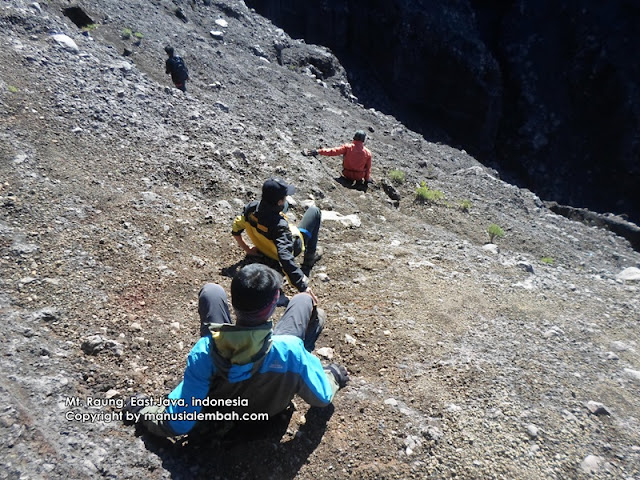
[
  {"xmin": 165, "ymin": 45, "xmax": 189, "ymax": 92},
  {"xmin": 232, "ymin": 178, "xmax": 323, "ymax": 292}
]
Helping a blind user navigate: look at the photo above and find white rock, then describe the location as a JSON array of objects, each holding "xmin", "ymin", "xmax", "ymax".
[
  {"xmin": 543, "ymin": 326, "xmax": 564, "ymax": 338},
  {"xmin": 316, "ymin": 273, "xmax": 330, "ymax": 282},
  {"xmin": 623, "ymin": 368, "xmax": 640, "ymax": 381},
  {"xmin": 210, "ymin": 30, "xmax": 224, "ymax": 40},
  {"xmin": 586, "ymin": 401, "xmax": 611, "ymax": 415},
  {"xmin": 51, "ymin": 34, "xmax": 79, "ymax": 53},
  {"xmin": 580, "ymin": 455, "xmax": 603, "ymax": 474},
  {"xmin": 482, "ymin": 243, "xmax": 500, "ymax": 255},
  {"xmin": 281, "ymin": 195, "xmax": 296, "ymax": 206},
  {"xmin": 316, "ymin": 347, "xmax": 334, "ymax": 359},
  {"xmin": 610, "ymin": 341, "xmax": 633, "ymax": 352},
  {"xmin": 130, "ymin": 322, "xmax": 142, "ymax": 332},
  {"xmin": 321, "ymin": 210, "xmax": 361, "ymax": 228},
  {"xmin": 344, "ymin": 334, "xmax": 356, "ymax": 345},
  {"xmin": 616, "ymin": 267, "xmax": 640, "ymax": 281},
  {"xmin": 384, "ymin": 398, "xmax": 398, "ymax": 407},
  {"xmin": 526, "ymin": 424, "xmax": 539, "ymax": 438},
  {"xmin": 215, "ymin": 18, "xmax": 228, "ymax": 28},
  {"xmin": 105, "ymin": 389, "xmax": 120, "ymax": 399},
  {"xmin": 407, "ymin": 260, "xmax": 436, "ymax": 270}
]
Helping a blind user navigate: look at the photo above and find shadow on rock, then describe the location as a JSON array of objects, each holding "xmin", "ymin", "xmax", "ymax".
[
  {"xmin": 334, "ymin": 176, "xmax": 369, "ymax": 192},
  {"xmin": 220, "ymin": 255, "xmax": 282, "ymax": 280},
  {"xmin": 136, "ymin": 404, "xmax": 334, "ymax": 480}
]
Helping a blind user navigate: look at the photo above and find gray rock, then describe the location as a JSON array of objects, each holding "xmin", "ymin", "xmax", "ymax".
[
  {"xmin": 482, "ymin": 243, "xmax": 500, "ymax": 255},
  {"xmin": 616, "ymin": 267, "xmax": 640, "ymax": 282},
  {"xmin": 251, "ymin": 45, "xmax": 268, "ymax": 58},
  {"xmin": 422, "ymin": 426, "xmax": 444, "ymax": 442},
  {"xmin": 580, "ymin": 455, "xmax": 603, "ymax": 474},
  {"xmin": 215, "ymin": 101, "xmax": 230, "ymax": 112},
  {"xmin": 32, "ymin": 308, "xmax": 59, "ymax": 322},
  {"xmin": 526, "ymin": 424, "xmax": 539, "ymax": 438},
  {"xmin": 81, "ymin": 335, "xmax": 123, "ymax": 356},
  {"xmin": 586, "ymin": 401, "xmax": 611, "ymax": 416},
  {"xmin": 517, "ymin": 261, "xmax": 535, "ymax": 273},
  {"xmin": 51, "ymin": 34, "xmax": 79, "ymax": 53},
  {"xmin": 623, "ymin": 368, "xmax": 640, "ymax": 381}
]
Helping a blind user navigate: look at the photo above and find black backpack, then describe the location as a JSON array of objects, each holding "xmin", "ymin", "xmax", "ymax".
[{"xmin": 171, "ymin": 56, "xmax": 189, "ymax": 81}]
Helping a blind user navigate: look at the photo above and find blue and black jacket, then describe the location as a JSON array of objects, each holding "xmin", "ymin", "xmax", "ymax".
[{"xmin": 139, "ymin": 314, "xmax": 339, "ymax": 436}]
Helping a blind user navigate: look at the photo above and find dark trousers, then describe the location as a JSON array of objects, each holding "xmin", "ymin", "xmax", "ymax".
[
  {"xmin": 297, "ymin": 206, "xmax": 321, "ymax": 263},
  {"xmin": 198, "ymin": 283, "xmax": 323, "ymax": 351}
]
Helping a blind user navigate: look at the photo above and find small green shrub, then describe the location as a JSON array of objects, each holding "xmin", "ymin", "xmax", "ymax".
[
  {"xmin": 121, "ymin": 28, "xmax": 132, "ymax": 39},
  {"xmin": 541, "ymin": 256, "xmax": 554, "ymax": 265},
  {"xmin": 487, "ymin": 223, "xmax": 504, "ymax": 243},
  {"xmin": 389, "ymin": 169, "xmax": 406, "ymax": 185},
  {"xmin": 8, "ymin": 85, "xmax": 19, "ymax": 93},
  {"xmin": 459, "ymin": 199, "xmax": 472, "ymax": 212},
  {"xmin": 82, "ymin": 23, "xmax": 98, "ymax": 32},
  {"xmin": 415, "ymin": 181, "xmax": 444, "ymax": 204},
  {"xmin": 133, "ymin": 31, "xmax": 144, "ymax": 39}
]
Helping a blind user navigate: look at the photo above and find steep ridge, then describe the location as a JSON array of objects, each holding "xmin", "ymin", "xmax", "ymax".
[{"xmin": 1, "ymin": 1, "xmax": 639, "ymax": 479}]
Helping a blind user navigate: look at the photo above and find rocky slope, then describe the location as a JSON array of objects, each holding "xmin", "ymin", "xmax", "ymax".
[{"xmin": 1, "ymin": 1, "xmax": 640, "ymax": 479}]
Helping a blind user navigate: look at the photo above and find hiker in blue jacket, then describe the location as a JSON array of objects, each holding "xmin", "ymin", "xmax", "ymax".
[
  {"xmin": 125, "ymin": 264, "xmax": 348, "ymax": 437},
  {"xmin": 165, "ymin": 45, "xmax": 189, "ymax": 92}
]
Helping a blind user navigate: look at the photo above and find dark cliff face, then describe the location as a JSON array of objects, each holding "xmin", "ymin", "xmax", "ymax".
[{"xmin": 245, "ymin": 0, "xmax": 640, "ymax": 223}]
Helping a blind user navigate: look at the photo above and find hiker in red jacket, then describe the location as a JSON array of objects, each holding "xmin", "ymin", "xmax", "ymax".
[{"xmin": 310, "ymin": 130, "xmax": 372, "ymax": 189}]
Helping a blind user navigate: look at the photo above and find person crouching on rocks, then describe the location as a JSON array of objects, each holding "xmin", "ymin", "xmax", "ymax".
[
  {"xmin": 232, "ymin": 178, "xmax": 323, "ymax": 290},
  {"xmin": 123, "ymin": 264, "xmax": 348, "ymax": 438},
  {"xmin": 310, "ymin": 130, "xmax": 372, "ymax": 191}
]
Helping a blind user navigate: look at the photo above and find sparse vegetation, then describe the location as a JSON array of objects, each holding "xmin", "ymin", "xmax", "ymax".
[
  {"xmin": 8, "ymin": 85, "xmax": 18, "ymax": 93},
  {"xmin": 459, "ymin": 199, "xmax": 472, "ymax": 212},
  {"xmin": 82, "ymin": 24, "xmax": 98, "ymax": 32},
  {"xmin": 415, "ymin": 181, "xmax": 444, "ymax": 204},
  {"xmin": 133, "ymin": 31, "xmax": 144, "ymax": 39},
  {"xmin": 121, "ymin": 28, "xmax": 132, "ymax": 39},
  {"xmin": 487, "ymin": 223, "xmax": 505, "ymax": 243},
  {"xmin": 541, "ymin": 256, "xmax": 554, "ymax": 265},
  {"xmin": 389, "ymin": 169, "xmax": 406, "ymax": 185}
]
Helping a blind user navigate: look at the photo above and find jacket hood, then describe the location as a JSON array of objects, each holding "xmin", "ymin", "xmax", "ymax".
[
  {"xmin": 257, "ymin": 199, "xmax": 287, "ymax": 214},
  {"xmin": 207, "ymin": 322, "xmax": 273, "ymax": 368}
]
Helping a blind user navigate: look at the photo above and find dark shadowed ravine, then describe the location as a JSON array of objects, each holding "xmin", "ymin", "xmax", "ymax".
[{"xmin": 245, "ymin": 0, "xmax": 640, "ymax": 225}]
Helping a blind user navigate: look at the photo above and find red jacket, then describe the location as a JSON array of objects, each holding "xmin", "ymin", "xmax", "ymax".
[{"xmin": 318, "ymin": 140, "xmax": 372, "ymax": 181}]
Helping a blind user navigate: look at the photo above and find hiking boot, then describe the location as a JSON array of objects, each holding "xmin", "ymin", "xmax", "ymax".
[
  {"xmin": 277, "ymin": 289, "xmax": 290, "ymax": 307},
  {"xmin": 303, "ymin": 246, "xmax": 323, "ymax": 267}
]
